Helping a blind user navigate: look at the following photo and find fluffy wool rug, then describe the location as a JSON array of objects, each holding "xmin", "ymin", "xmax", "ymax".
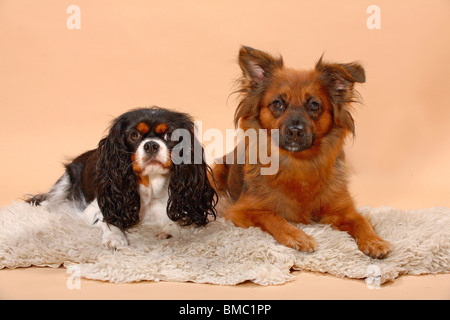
[{"xmin": 0, "ymin": 202, "xmax": 449, "ymax": 285}]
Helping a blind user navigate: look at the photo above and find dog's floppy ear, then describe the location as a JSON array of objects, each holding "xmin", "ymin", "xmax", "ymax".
[
  {"xmin": 167, "ymin": 127, "xmax": 217, "ymax": 227},
  {"xmin": 96, "ymin": 117, "xmax": 140, "ymax": 230},
  {"xmin": 239, "ymin": 45, "xmax": 284, "ymax": 87},
  {"xmin": 316, "ymin": 57, "xmax": 365, "ymax": 135}
]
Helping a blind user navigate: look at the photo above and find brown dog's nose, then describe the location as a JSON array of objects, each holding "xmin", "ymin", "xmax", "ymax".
[{"xmin": 286, "ymin": 124, "xmax": 306, "ymax": 140}]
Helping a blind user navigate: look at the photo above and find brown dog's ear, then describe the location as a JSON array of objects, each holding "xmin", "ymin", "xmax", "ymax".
[
  {"xmin": 316, "ymin": 57, "xmax": 365, "ymax": 135},
  {"xmin": 239, "ymin": 46, "xmax": 284, "ymax": 87},
  {"xmin": 315, "ymin": 57, "xmax": 365, "ymax": 99}
]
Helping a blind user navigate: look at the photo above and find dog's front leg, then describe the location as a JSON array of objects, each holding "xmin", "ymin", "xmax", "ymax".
[
  {"xmin": 83, "ymin": 200, "xmax": 128, "ymax": 250},
  {"xmin": 319, "ymin": 204, "xmax": 391, "ymax": 259},
  {"xmin": 225, "ymin": 195, "xmax": 317, "ymax": 252}
]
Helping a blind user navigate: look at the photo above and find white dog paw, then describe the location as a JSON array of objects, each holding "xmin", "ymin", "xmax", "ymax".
[{"xmin": 101, "ymin": 225, "xmax": 128, "ymax": 250}]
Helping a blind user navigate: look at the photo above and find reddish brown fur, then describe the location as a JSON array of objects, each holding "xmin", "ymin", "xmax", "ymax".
[
  {"xmin": 136, "ymin": 122, "xmax": 150, "ymax": 134},
  {"xmin": 155, "ymin": 123, "xmax": 169, "ymax": 134},
  {"xmin": 214, "ymin": 46, "xmax": 391, "ymax": 258}
]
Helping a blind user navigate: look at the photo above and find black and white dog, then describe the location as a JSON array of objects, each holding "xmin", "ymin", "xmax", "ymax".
[{"xmin": 27, "ymin": 107, "xmax": 217, "ymax": 249}]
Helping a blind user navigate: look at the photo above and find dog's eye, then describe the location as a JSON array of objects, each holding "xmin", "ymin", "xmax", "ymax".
[
  {"xmin": 130, "ymin": 131, "xmax": 142, "ymax": 141},
  {"xmin": 308, "ymin": 100, "xmax": 321, "ymax": 112},
  {"xmin": 163, "ymin": 132, "xmax": 171, "ymax": 142},
  {"xmin": 271, "ymin": 99, "xmax": 285, "ymax": 111}
]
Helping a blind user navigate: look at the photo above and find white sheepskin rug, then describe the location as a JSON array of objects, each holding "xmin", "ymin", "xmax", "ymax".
[{"xmin": 0, "ymin": 202, "xmax": 449, "ymax": 285}]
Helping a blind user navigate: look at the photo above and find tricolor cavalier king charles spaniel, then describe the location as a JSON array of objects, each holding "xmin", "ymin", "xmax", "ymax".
[{"xmin": 27, "ymin": 107, "xmax": 217, "ymax": 249}]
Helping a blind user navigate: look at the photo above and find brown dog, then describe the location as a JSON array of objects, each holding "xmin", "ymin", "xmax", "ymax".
[{"xmin": 213, "ymin": 46, "xmax": 391, "ymax": 258}]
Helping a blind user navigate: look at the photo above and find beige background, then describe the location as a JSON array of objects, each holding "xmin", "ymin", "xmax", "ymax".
[{"xmin": 0, "ymin": 0, "xmax": 449, "ymax": 299}]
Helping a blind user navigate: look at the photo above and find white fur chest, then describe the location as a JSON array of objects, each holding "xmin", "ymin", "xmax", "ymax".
[{"xmin": 138, "ymin": 175, "xmax": 171, "ymax": 229}]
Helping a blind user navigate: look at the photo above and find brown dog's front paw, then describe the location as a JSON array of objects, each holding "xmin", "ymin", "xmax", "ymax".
[
  {"xmin": 358, "ymin": 236, "xmax": 391, "ymax": 259},
  {"xmin": 276, "ymin": 226, "xmax": 318, "ymax": 253}
]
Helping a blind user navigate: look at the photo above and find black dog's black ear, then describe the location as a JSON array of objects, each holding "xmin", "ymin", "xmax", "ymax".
[
  {"xmin": 96, "ymin": 118, "xmax": 140, "ymax": 231},
  {"xmin": 167, "ymin": 133, "xmax": 218, "ymax": 227}
]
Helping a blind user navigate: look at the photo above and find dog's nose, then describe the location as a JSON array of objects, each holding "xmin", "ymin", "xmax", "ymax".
[
  {"xmin": 144, "ymin": 141, "xmax": 160, "ymax": 154},
  {"xmin": 286, "ymin": 124, "xmax": 306, "ymax": 140}
]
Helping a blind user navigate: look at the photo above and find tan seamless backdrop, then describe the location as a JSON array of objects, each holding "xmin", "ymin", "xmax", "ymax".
[{"xmin": 1, "ymin": 0, "xmax": 449, "ymax": 211}]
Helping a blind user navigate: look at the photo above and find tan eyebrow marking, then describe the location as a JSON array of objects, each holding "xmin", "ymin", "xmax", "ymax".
[
  {"xmin": 136, "ymin": 122, "xmax": 150, "ymax": 133},
  {"xmin": 155, "ymin": 123, "xmax": 169, "ymax": 134}
]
